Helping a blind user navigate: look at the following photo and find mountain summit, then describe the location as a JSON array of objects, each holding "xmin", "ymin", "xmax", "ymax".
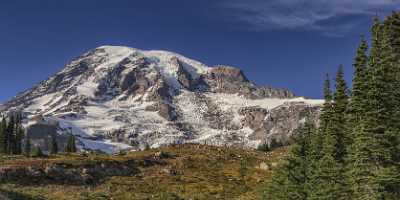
[{"xmin": 1, "ymin": 46, "xmax": 323, "ymax": 153}]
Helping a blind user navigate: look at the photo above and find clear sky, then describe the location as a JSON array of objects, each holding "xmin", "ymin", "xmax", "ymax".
[{"xmin": 0, "ymin": 0, "xmax": 399, "ymax": 102}]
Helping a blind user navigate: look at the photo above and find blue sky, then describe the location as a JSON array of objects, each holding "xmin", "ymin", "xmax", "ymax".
[{"xmin": 0, "ymin": 0, "xmax": 399, "ymax": 101}]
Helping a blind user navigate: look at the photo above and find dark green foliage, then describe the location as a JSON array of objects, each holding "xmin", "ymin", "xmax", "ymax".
[
  {"xmin": 257, "ymin": 139, "xmax": 283, "ymax": 153},
  {"xmin": 269, "ymin": 138, "xmax": 283, "ymax": 150},
  {"xmin": 348, "ymin": 33, "xmax": 382, "ymax": 200},
  {"xmin": 0, "ymin": 112, "xmax": 25, "ymax": 155},
  {"xmin": 6, "ymin": 114, "xmax": 15, "ymax": 154},
  {"xmin": 145, "ymin": 143, "xmax": 151, "ymax": 151},
  {"xmin": 24, "ymin": 134, "xmax": 31, "ymax": 156},
  {"xmin": 31, "ymin": 146, "xmax": 44, "ymax": 157},
  {"xmin": 65, "ymin": 133, "xmax": 77, "ymax": 153},
  {"xmin": 331, "ymin": 66, "xmax": 349, "ymax": 161},
  {"xmin": 49, "ymin": 135, "xmax": 58, "ymax": 154},
  {"xmin": 15, "ymin": 125, "xmax": 24, "ymax": 155},
  {"xmin": 264, "ymin": 122, "xmax": 316, "ymax": 200},
  {"xmin": 309, "ymin": 68, "xmax": 350, "ymax": 200},
  {"xmin": 257, "ymin": 142, "xmax": 270, "ymax": 152},
  {"xmin": 0, "ymin": 118, "xmax": 7, "ymax": 154},
  {"xmin": 305, "ymin": 75, "xmax": 333, "ymax": 197},
  {"xmin": 266, "ymin": 13, "xmax": 400, "ymax": 200},
  {"xmin": 347, "ymin": 37, "xmax": 369, "ymax": 127}
]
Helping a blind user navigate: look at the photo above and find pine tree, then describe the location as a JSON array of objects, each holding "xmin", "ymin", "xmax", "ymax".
[
  {"xmin": 348, "ymin": 14, "xmax": 400, "ymax": 199},
  {"xmin": 365, "ymin": 15, "xmax": 390, "ymax": 171},
  {"xmin": 49, "ymin": 134, "xmax": 58, "ymax": 155},
  {"xmin": 264, "ymin": 166, "xmax": 290, "ymax": 200},
  {"xmin": 15, "ymin": 125, "xmax": 24, "ymax": 155},
  {"xmin": 309, "ymin": 67, "xmax": 350, "ymax": 200},
  {"xmin": 65, "ymin": 134, "xmax": 77, "ymax": 153},
  {"xmin": 313, "ymin": 74, "xmax": 333, "ymax": 157},
  {"xmin": 264, "ymin": 122, "xmax": 316, "ymax": 200},
  {"xmin": 0, "ymin": 118, "xmax": 7, "ymax": 154},
  {"xmin": 332, "ymin": 66, "xmax": 349, "ymax": 161},
  {"xmin": 347, "ymin": 36, "xmax": 382, "ymax": 200},
  {"xmin": 349, "ymin": 122, "xmax": 381, "ymax": 200},
  {"xmin": 24, "ymin": 133, "xmax": 31, "ymax": 156},
  {"xmin": 32, "ymin": 146, "xmax": 44, "ymax": 157},
  {"xmin": 6, "ymin": 114, "xmax": 15, "ymax": 154},
  {"xmin": 14, "ymin": 113, "xmax": 23, "ymax": 154},
  {"xmin": 347, "ymin": 37, "xmax": 369, "ymax": 128},
  {"xmin": 308, "ymin": 125, "xmax": 342, "ymax": 200},
  {"xmin": 377, "ymin": 13, "xmax": 400, "ymax": 199},
  {"xmin": 305, "ymin": 75, "xmax": 332, "ymax": 197}
]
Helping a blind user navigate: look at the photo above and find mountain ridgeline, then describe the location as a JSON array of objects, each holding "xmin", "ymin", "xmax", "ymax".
[
  {"xmin": 0, "ymin": 46, "xmax": 322, "ymax": 153},
  {"xmin": 265, "ymin": 13, "xmax": 400, "ymax": 200}
]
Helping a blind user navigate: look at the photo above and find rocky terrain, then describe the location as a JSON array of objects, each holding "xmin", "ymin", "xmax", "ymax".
[{"xmin": 0, "ymin": 46, "xmax": 323, "ymax": 153}]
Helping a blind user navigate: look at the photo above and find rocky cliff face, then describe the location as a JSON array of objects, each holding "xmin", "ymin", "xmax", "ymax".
[{"xmin": 1, "ymin": 46, "xmax": 323, "ymax": 153}]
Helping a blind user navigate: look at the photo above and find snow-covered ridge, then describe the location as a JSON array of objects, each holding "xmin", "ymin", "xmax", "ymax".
[{"xmin": 2, "ymin": 45, "xmax": 322, "ymax": 154}]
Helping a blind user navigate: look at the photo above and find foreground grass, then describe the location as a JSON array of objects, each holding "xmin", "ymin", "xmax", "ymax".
[{"xmin": 0, "ymin": 144, "xmax": 287, "ymax": 200}]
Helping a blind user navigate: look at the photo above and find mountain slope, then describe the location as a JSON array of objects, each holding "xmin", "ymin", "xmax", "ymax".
[{"xmin": 1, "ymin": 46, "xmax": 323, "ymax": 153}]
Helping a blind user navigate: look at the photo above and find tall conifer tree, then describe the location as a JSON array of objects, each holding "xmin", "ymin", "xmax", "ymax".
[
  {"xmin": 49, "ymin": 135, "xmax": 58, "ymax": 155},
  {"xmin": 306, "ymin": 75, "xmax": 332, "ymax": 197},
  {"xmin": 347, "ymin": 38, "xmax": 369, "ymax": 128},
  {"xmin": 65, "ymin": 134, "xmax": 77, "ymax": 153},
  {"xmin": 265, "ymin": 122, "xmax": 316, "ymax": 200},
  {"xmin": 24, "ymin": 133, "xmax": 31, "ymax": 156},
  {"xmin": 0, "ymin": 118, "xmax": 7, "ymax": 154},
  {"xmin": 309, "ymin": 67, "xmax": 350, "ymax": 200}
]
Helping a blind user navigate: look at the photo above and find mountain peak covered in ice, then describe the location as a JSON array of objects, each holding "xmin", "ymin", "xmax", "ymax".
[{"xmin": 1, "ymin": 45, "xmax": 322, "ymax": 154}]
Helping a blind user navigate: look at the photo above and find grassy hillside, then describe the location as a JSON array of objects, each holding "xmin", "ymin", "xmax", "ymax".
[{"xmin": 0, "ymin": 144, "xmax": 287, "ymax": 200}]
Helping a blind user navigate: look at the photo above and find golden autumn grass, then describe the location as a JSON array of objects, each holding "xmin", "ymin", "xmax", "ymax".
[{"xmin": 0, "ymin": 144, "xmax": 287, "ymax": 200}]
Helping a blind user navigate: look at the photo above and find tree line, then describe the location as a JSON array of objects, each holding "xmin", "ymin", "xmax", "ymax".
[
  {"xmin": 0, "ymin": 113, "xmax": 78, "ymax": 156},
  {"xmin": 264, "ymin": 13, "xmax": 400, "ymax": 200}
]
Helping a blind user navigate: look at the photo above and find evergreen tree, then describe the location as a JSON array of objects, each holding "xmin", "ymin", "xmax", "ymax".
[
  {"xmin": 305, "ymin": 75, "xmax": 332, "ymax": 197},
  {"xmin": 308, "ymin": 114, "xmax": 347, "ymax": 200},
  {"xmin": 15, "ymin": 125, "xmax": 24, "ymax": 155},
  {"xmin": 264, "ymin": 166, "xmax": 290, "ymax": 200},
  {"xmin": 313, "ymin": 74, "xmax": 333, "ymax": 158},
  {"xmin": 349, "ymin": 14, "xmax": 400, "ymax": 199},
  {"xmin": 347, "ymin": 37, "xmax": 369, "ymax": 127},
  {"xmin": 265, "ymin": 122, "xmax": 316, "ymax": 200},
  {"xmin": 309, "ymin": 67, "xmax": 350, "ymax": 200},
  {"xmin": 349, "ymin": 122, "xmax": 381, "ymax": 200},
  {"xmin": 24, "ymin": 133, "xmax": 31, "ymax": 156},
  {"xmin": 0, "ymin": 118, "xmax": 7, "ymax": 154},
  {"xmin": 31, "ymin": 146, "xmax": 44, "ymax": 157},
  {"xmin": 6, "ymin": 114, "xmax": 15, "ymax": 154},
  {"xmin": 309, "ymin": 128, "xmax": 344, "ymax": 200},
  {"xmin": 377, "ymin": 13, "xmax": 400, "ymax": 199},
  {"xmin": 347, "ymin": 36, "xmax": 381, "ymax": 200},
  {"xmin": 65, "ymin": 134, "xmax": 77, "ymax": 153},
  {"xmin": 331, "ymin": 66, "xmax": 349, "ymax": 161},
  {"xmin": 49, "ymin": 134, "xmax": 58, "ymax": 155}
]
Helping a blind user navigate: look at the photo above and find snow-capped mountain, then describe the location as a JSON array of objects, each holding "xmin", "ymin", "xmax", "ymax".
[{"xmin": 1, "ymin": 46, "xmax": 323, "ymax": 153}]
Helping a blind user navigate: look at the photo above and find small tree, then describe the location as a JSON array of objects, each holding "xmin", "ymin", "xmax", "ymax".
[
  {"xmin": 15, "ymin": 125, "xmax": 24, "ymax": 155},
  {"xmin": 49, "ymin": 135, "xmax": 58, "ymax": 154},
  {"xmin": 0, "ymin": 118, "xmax": 7, "ymax": 154},
  {"xmin": 269, "ymin": 138, "xmax": 283, "ymax": 150},
  {"xmin": 257, "ymin": 142, "xmax": 270, "ymax": 152},
  {"xmin": 145, "ymin": 143, "xmax": 151, "ymax": 151},
  {"xmin": 24, "ymin": 134, "xmax": 31, "ymax": 156},
  {"xmin": 32, "ymin": 146, "xmax": 44, "ymax": 157},
  {"xmin": 65, "ymin": 134, "xmax": 77, "ymax": 153}
]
